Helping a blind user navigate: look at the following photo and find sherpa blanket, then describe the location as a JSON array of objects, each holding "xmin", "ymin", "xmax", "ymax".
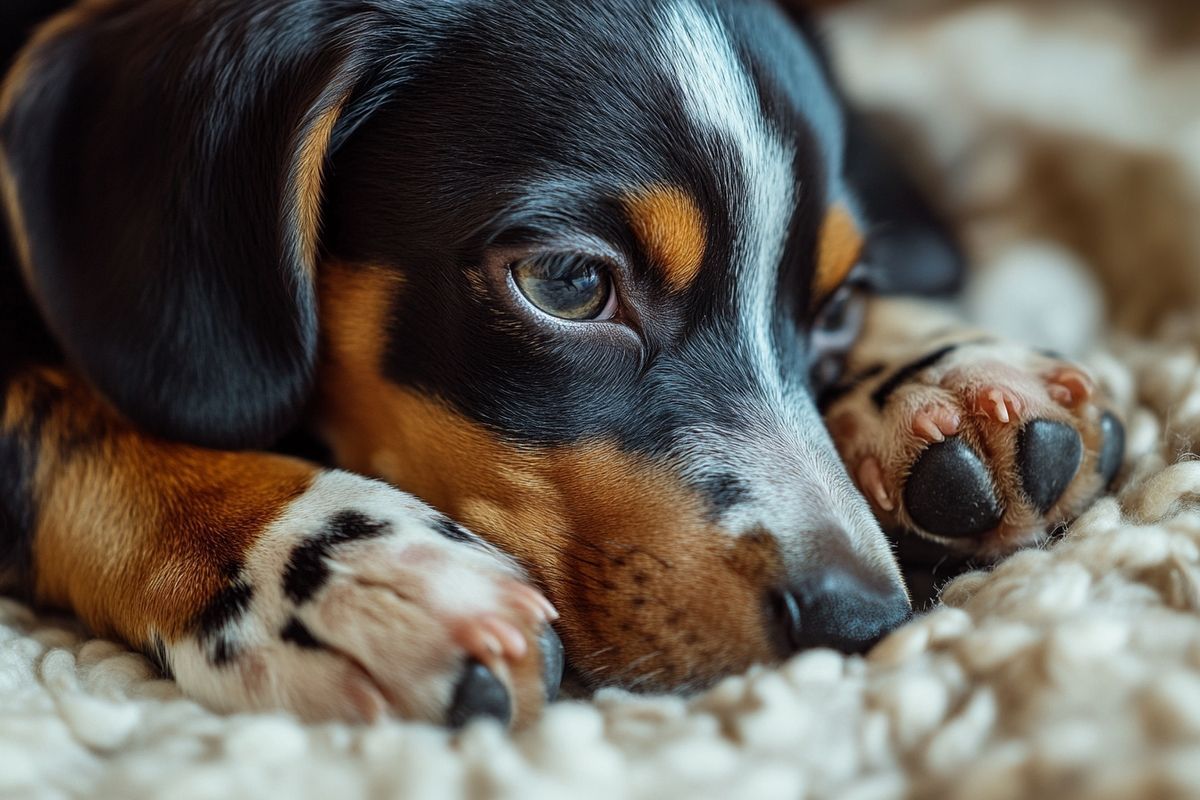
[{"xmin": 4, "ymin": 1, "xmax": 1200, "ymax": 797}]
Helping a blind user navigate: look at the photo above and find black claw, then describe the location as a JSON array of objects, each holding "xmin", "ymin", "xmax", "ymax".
[
  {"xmin": 904, "ymin": 437, "xmax": 1004, "ymax": 539},
  {"xmin": 539, "ymin": 625, "xmax": 565, "ymax": 703},
  {"xmin": 1097, "ymin": 412, "xmax": 1126, "ymax": 488},
  {"xmin": 447, "ymin": 660, "xmax": 512, "ymax": 730},
  {"xmin": 1017, "ymin": 419, "xmax": 1084, "ymax": 513}
]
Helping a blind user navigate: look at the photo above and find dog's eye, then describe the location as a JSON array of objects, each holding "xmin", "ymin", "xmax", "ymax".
[
  {"xmin": 511, "ymin": 253, "xmax": 617, "ymax": 321},
  {"xmin": 809, "ymin": 282, "xmax": 868, "ymax": 386},
  {"xmin": 816, "ymin": 284, "xmax": 856, "ymax": 333}
]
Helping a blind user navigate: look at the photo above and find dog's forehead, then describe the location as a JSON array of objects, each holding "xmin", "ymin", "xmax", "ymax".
[
  {"xmin": 328, "ymin": 0, "xmax": 858, "ymax": 448},
  {"xmin": 408, "ymin": 0, "xmax": 844, "ymax": 204}
]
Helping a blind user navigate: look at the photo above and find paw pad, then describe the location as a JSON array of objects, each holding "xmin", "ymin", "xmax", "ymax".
[
  {"xmin": 904, "ymin": 437, "xmax": 1004, "ymax": 539},
  {"xmin": 1017, "ymin": 419, "xmax": 1083, "ymax": 513}
]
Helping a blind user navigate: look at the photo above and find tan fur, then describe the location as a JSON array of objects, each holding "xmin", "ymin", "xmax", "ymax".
[
  {"xmin": 0, "ymin": 155, "xmax": 31, "ymax": 280},
  {"xmin": 624, "ymin": 187, "xmax": 708, "ymax": 292},
  {"xmin": 7, "ymin": 368, "xmax": 315, "ymax": 643},
  {"xmin": 814, "ymin": 205, "xmax": 864, "ymax": 306},
  {"xmin": 315, "ymin": 262, "xmax": 782, "ymax": 688},
  {"xmin": 290, "ymin": 91, "xmax": 353, "ymax": 275}
]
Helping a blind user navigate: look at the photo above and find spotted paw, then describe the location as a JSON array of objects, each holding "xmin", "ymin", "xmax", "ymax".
[
  {"xmin": 153, "ymin": 471, "xmax": 562, "ymax": 726},
  {"xmin": 826, "ymin": 337, "xmax": 1125, "ymax": 558}
]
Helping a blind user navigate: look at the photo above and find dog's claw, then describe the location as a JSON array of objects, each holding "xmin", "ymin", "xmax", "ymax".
[
  {"xmin": 455, "ymin": 615, "xmax": 528, "ymax": 662},
  {"xmin": 912, "ymin": 407, "xmax": 961, "ymax": 443},
  {"xmin": 857, "ymin": 457, "xmax": 894, "ymax": 512},
  {"xmin": 1045, "ymin": 367, "xmax": 1094, "ymax": 409},
  {"xmin": 974, "ymin": 387, "xmax": 1021, "ymax": 424}
]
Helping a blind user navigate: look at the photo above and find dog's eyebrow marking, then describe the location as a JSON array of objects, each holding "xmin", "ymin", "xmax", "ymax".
[
  {"xmin": 625, "ymin": 186, "xmax": 707, "ymax": 291},
  {"xmin": 814, "ymin": 205, "xmax": 864, "ymax": 305}
]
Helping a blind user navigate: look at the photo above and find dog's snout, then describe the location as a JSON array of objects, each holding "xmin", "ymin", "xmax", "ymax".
[{"xmin": 766, "ymin": 554, "xmax": 911, "ymax": 657}]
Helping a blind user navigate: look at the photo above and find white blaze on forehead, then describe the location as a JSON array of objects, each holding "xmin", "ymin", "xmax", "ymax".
[
  {"xmin": 658, "ymin": 1, "xmax": 797, "ymax": 385},
  {"xmin": 657, "ymin": 4, "xmax": 895, "ymax": 584}
]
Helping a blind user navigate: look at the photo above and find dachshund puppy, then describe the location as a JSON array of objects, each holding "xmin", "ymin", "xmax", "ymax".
[{"xmin": 0, "ymin": 0, "xmax": 1124, "ymax": 726}]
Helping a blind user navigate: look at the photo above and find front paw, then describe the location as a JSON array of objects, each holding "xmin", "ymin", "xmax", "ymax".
[
  {"xmin": 827, "ymin": 341, "xmax": 1126, "ymax": 558},
  {"xmin": 154, "ymin": 472, "xmax": 562, "ymax": 726}
]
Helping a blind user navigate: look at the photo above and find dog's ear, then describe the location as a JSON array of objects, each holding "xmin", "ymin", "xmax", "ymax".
[
  {"xmin": 778, "ymin": 1, "xmax": 965, "ymax": 297},
  {"xmin": 0, "ymin": 1, "xmax": 381, "ymax": 448},
  {"xmin": 841, "ymin": 110, "xmax": 965, "ymax": 297}
]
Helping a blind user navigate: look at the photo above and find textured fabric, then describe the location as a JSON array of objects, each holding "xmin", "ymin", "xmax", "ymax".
[{"xmin": 4, "ymin": 1, "xmax": 1200, "ymax": 797}]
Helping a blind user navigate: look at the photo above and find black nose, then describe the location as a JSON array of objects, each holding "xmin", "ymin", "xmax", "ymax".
[{"xmin": 767, "ymin": 564, "xmax": 911, "ymax": 657}]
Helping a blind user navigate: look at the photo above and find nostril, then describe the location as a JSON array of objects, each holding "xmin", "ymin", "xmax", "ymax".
[{"xmin": 767, "ymin": 571, "xmax": 911, "ymax": 658}]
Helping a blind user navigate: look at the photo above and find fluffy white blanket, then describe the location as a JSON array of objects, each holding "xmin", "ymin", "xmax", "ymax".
[{"xmin": 4, "ymin": 1, "xmax": 1200, "ymax": 797}]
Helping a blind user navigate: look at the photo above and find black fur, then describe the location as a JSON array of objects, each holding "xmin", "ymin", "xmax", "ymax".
[
  {"xmin": 281, "ymin": 617, "xmax": 323, "ymax": 650},
  {"xmin": 1, "ymin": 0, "xmax": 960, "ymax": 458},
  {"xmin": 431, "ymin": 516, "xmax": 480, "ymax": 546},
  {"xmin": 282, "ymin": 511, "xmax": 390, "ymax": 604},
  {"xmin": 871, "ymin": 344, "xmax": 962, "ymax": 410},
  {"xmin": 194, "ymin": 568, "xmax": 255, "ymax": 666},
  {"xmin": 0, "ymin": 0, "xmax": 965, "ymax": 663},
  {"xmin": 1, "ymin": 0, "xmax": 393, "ymax": 449}
]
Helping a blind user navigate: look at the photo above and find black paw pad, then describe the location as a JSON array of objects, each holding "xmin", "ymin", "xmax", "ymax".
[
  {"xmin": 1017, "ymin": 419, "xmax": 1083, "ymax": 513},
  {"xmin": 539, "ymin": 626, "xmax": 565, "ymax": 703},
  {"xmin": 447, "ymin": 660, "xmax": 512, "ymax": 729},
  {"xmin": 1097, "ymin": 412, "xmax": 1126, "ymax": 488},
  {"xmin": 904, "ymin": 437, "xmax": 1004, "ymax": 539}
]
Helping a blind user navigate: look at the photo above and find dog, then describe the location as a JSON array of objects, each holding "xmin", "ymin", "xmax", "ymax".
[{"xmin": 0, "ymin": 0, "xmax": 1125, "ymax": 727}]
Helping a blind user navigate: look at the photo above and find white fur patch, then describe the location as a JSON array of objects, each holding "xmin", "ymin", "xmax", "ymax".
[
  {"xmin": 656, "ymin": 3, "xmax": 896, "ymax": 583},
  {"xmin": 658, "ymin": 1, "xmax": 796, "ymax": 381},
  {"xmin": 163, "ymin": 470, "xmax": 523, "ymax": 722}
]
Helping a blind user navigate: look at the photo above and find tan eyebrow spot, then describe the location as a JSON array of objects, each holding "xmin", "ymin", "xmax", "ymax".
[
  {"xmin": 814, "ymin": 205, "xmax": 864, "ymax": 304},
  {"xmin": 624, "ymin": 186, "xmax": 708, "ymax": 291}
]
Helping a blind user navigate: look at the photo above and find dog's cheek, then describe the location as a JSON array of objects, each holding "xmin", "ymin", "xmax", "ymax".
[{"xmin": 314, "ymin": 262, "xmax": 784, "ymax": 688}]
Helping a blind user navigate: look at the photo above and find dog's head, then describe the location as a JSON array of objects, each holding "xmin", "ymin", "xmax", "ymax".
[{"xmin": 1, "ymin": 0, "xmax": 961, "ymax": 690}]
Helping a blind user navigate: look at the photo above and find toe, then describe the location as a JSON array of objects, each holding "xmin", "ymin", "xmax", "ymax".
[
  {"xmin": 973, "ymin": 388, "xmax": 1022, "ymax": 425},
  {"xmin": 912, "ymin": 407, "xmax": 961, "ymax": 443},
  {"xmin": 1045, "ymin": 367, "xmax": 1095, "ymax": 409},
  {"xmin": 447, "ymin": 660, "xmax": 512, "ymax": 729},
  {"xmin": 857, "ymin": 457, "xmax": 895, "ymax": 512},
  {"xmin": 1017, "ymin": 419, "xmax": 1083, "ymax": 513},
  {"xmin": 904, "ymin": 437, "xmax": 1005, "ymax": 538}
]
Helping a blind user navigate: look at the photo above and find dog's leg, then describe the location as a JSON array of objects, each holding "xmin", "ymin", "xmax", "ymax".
[
  {"xmin": 823, "ymin": 297, "xmax": 1126, "ymax": 559},
  {"xmin": 0, "ymin": 365, "xmax": 559, "ymax": 725}
]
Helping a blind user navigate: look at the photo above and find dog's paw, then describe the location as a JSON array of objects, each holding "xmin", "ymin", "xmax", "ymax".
[
  {"xmin": 826, "ymin": 340, "xmax": 1125, "ymax": 558},
  {"xmin": 155, "ymin": 472, "xmax": 562, "ymax": 727}
]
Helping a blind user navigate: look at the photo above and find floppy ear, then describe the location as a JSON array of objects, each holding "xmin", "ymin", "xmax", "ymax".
[
  {"xmin": 0, "ymin": 0, "xmax": 379, "ymax": 448},
  {"xmin": 777, "ymin": 1, "xmax": 965, "ymax": 297},
  {"xmin": 841, "ymin": 110, "xmax": 965, "ymax": 297}
]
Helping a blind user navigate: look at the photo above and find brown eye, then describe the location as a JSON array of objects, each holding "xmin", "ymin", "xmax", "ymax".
[{"xmin": 511, "ymin": 252, "xmax": 616, "ymax": 321}]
